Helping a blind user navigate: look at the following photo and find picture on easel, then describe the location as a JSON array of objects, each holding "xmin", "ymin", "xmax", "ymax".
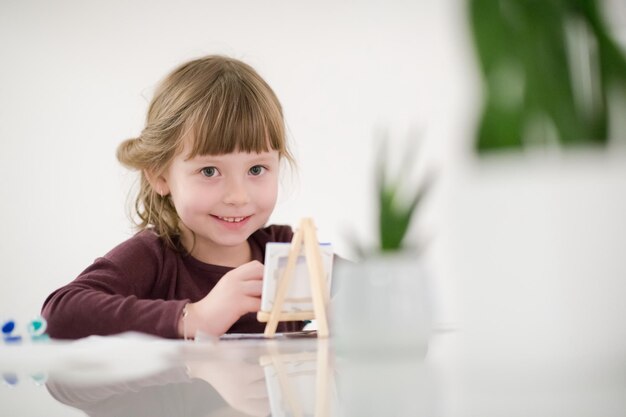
[
  {"xmin": 260, "ymin": 242, "xmax": 334, "ymax": 313},
  {"xmin": 257, "ymin": 218, "xmax": 333, "ymax": 338}
]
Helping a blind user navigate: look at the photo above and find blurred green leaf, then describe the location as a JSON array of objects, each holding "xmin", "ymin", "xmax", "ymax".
[
  {"xmin": 376, "ymin": 137, "xmax": 433, "ymax": 252},
  {"xmin": 469, "ymin": 0, "xmax": 626, "ymax": 151}
]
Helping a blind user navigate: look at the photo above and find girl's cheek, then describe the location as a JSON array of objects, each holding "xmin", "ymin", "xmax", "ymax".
[
  {"xmin": 177, "ymin": 190, "xmax": 214, "ymax": 213},
  {"xmin": 259, "ymin": 186, "xmax": 279, "ymax": 207},
  {"xmin": 191, "ymin": 195, "xmax": 216, "ymax": 211}
]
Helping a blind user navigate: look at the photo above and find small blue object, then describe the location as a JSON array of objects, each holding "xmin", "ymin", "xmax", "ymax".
[
  {"xmin": 3, "ymin": 335, "xmax": 22, "ymax": 343},
  {"xmin": 1, "ymin": 320, "xmax": 15, "ymax": 335},
  {"xmin": 27, "ymin": 316, "xmax": 48, "ymax": 340},
  {"xmin": 2, "ymin": 316, "xmax": 49, "ymax": 344},
  {"xmin": 2, "ymin": 372, "xmax": 18, "ymax": 387},
  {"xmin": 1, "ymin": 320, "xmax": 22, "ymax": 343}
]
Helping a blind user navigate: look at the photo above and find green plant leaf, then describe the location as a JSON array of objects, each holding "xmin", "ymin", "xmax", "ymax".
[
  {"xmin": 376, "ymin": 136, "xmax": 433, "ymax": 252},
  {"xmin": 469, "ymin": 0, "xmax": 626, "ymax": 151}
]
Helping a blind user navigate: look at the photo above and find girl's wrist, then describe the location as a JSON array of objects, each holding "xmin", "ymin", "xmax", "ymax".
[
  {"xmin": 178, "ymin": 302, "xmax": 195, "ymax": 340},
  {"xmin": 178, "ymin": 300, "xmax": 236, "ymax": 339}
]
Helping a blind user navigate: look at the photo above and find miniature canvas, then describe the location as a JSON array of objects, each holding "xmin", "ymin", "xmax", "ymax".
[{"xmin": 261, "ymin": 242, "xmax": 334, "ymax": 313}]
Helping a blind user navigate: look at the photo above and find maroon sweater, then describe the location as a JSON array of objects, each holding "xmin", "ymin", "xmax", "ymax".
[{"xmin": 41, "ymin": 225, "xmax": 303, "ymax": 339}]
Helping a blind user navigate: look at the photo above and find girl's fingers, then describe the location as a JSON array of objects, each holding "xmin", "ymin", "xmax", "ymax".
[
  {"xmin": 241, "ymin": 296, "xmax": 261, "ymax": 313},
  {"xmin": 229, "ymin": 261, "xmax": 264, "ymax": 281},
  {"xmin": 242, "ymin": 280, "xmax": 263, "ymax": 297}
]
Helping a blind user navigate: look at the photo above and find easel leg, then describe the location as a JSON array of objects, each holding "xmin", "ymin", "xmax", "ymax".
[
  {"xmin": 315, "ymin": 338, "xmax": 330, "ymax": 417},
  {"xmin": 302, "ymin": 219, "xmax": 330, "ymax": 338}
]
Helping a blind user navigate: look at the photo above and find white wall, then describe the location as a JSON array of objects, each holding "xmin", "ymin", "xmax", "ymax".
[
  {"xmin": 2, "ymin": 0, "xmax": 625, "ymax": 352},
  {"xmin": 0, "ymin": 0, "xmax": 473, "ymax": 325}
]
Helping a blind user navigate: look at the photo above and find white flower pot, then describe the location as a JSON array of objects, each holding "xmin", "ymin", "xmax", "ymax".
[{"xmin": 330, "ymin": 253, "xmax": 432, "ymax": 355}]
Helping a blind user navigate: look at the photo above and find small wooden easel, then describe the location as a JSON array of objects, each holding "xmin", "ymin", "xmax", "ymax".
[{"xmin": 257, "ymin": 218, "xmax": 330, "ymax": 338}]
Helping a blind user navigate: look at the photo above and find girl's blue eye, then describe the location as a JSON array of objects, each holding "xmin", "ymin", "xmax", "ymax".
[
  {"xmin": 201, "ymin": 167, "xmax": 218, "ymax": 177},
  {"xmin": 249, "ymin": 165, "xmax": 265, "ymax": 176}
]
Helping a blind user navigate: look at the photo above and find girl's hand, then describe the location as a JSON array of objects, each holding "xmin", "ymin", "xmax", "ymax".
[
  {"xmin": 186, "ymin": 357, "xmax": 269, "ymax": 417},
  {"xmin": 179, "ymin": 260, "xmax": 264, "ymax": 338}
]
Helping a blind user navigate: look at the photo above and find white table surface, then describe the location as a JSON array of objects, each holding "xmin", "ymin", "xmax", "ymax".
[{"xmin": 1, "ymin": 329, "xmax": 624, "ymax": 417}]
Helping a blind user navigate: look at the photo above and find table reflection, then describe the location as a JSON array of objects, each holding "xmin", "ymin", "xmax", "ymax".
[
  {"xmin": 43, "ymin": 339, "xmax": 316, "ymax": 417},
  {"xmin": 8, "ymin": 330, "xmax": 623, "ymax": 417},
  {"xmin": 46, "ymin": 365, "xmax": 235, "ymax": 417},
  {"xmin": 40, "ymin": 337, "xmax": 440, "ymax": 417}
]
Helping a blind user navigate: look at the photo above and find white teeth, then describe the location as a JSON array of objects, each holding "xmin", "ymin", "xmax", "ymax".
[{"xmin": 218, "ymin": 216, "xmax": 246, "ymax": 223}]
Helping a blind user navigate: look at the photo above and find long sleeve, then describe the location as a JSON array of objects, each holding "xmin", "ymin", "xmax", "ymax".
[
  {"xmin": 42, "ymin": 232, "xmax": 188, "ymax": 339},
  {"xmin": 41, "ymin": 225, "xmax": 304, "ymax": 339}
]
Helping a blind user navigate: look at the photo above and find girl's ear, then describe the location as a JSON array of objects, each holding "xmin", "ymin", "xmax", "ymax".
[{"xmin": 144, "ymin": 169, "xmax": 170, "ymax": 197}]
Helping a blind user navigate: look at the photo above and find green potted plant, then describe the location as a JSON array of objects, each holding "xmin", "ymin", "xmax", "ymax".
[{"xmin": 331, "ymin": 135, "xmax": 435, "ymax": 354}]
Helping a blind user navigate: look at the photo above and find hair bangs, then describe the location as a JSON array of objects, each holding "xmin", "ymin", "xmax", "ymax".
[{"xmin": 183, "ymin": 73, "xmax": 285, "ymax": 159}]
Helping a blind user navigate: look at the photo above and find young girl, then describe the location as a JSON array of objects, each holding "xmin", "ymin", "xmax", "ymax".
[{"xmin": 41, "ymin": 55, "xmax": 304, "ymax": 339}]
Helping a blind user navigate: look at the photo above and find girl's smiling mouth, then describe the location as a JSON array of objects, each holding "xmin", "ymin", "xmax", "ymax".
[{"xmin": 212, "ymin": 215, "xmax": 251, "ymax": 224}]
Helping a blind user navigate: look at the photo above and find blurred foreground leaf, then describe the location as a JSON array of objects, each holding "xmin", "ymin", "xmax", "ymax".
[{"xmin": 469, "ymin": 0, "xmax": 626, "ymax": 151}]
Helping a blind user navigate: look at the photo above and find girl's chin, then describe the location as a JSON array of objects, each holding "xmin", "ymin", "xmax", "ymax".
[{"xmin": 193, "ymin": 235, "xmax": 249, "ymax": 251}]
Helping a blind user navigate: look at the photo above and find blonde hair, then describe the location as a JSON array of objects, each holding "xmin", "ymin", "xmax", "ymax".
[{"xmin": 117, "ymin": 55, "xmax": 293, "ymax": 248}]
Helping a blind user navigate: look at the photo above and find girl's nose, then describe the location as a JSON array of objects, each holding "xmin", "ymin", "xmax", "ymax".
[{"xmin": 223, "ymin": 178, "xmax": 250, "ymax": 206}]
